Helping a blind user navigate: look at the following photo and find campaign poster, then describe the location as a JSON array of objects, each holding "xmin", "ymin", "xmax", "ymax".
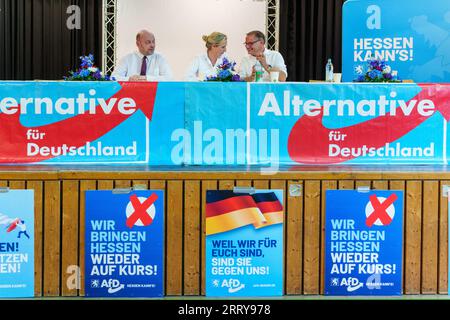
[
  {"xmin": 342, "ymin": 0, "xmax": 450, "ymax": 82},
  {"xmin": 85, "ymin": 190, "xmax": 164, "ymax": 297},
  {"xmin": 205, "ymin": 190, "xmax": 283, "ymax": 297},
  {"xmin": 0, "ymin": 190, "xmax": 34, "ymax": 297},
  {"xmin": 325, "ymin": 190, "xmax": 403, "ymax": 295}
]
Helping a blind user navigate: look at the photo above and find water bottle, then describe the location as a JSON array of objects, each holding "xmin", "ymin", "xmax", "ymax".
[
  {"xmin": 255, "ymin": 61, "xmax": 264, "ymax": 82},
  {"xmin": 325, "ymin": 58, "xmax": 334, "ymax": 82}
]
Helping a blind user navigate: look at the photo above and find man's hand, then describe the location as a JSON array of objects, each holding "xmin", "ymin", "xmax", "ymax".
[
  {"xmin": 255, "ymin": 54, "xmax": 270, "ymax": 71},
  {"xmin": 244, "ymin": 66, "xmax": 257, "ymax": 82},
  {"xmin": 129, "ymin": 75, "xmax": 147, "ymax": 81}
]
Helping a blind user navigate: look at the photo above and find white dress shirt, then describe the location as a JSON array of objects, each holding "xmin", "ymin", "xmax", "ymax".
[
  {"xmin": 239, "ymin": 49, "xmax": 288, "ymax": 82},
  {"xmin": 112, "ymin": 51, "xmax": 173, "ymax": 81},
  {"xmin": 184, "ymin": 53, "xmax": 229, "ymax": 81}
]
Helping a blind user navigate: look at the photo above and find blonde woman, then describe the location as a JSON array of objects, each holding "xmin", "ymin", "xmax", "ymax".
[{"xmin": 185, "ymin": 32, "xmax": 229, "ymax": 81}]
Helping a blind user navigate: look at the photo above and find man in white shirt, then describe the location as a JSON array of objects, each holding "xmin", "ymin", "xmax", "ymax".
[
  {"xmin": 239, "ymin": 30, "xmax": 287, "ymax": 82},
  {"xmin": 112, "ymin": 30, "xmax": 173, "ymax": 81}
]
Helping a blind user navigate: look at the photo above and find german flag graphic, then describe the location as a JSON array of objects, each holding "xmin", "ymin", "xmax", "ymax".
[
  {"xmin": 251, "ymin": 192, "xmax": 284, "ymax": 229},
  {"xmin": 206, "ymin": 191, "xmax": 283, "ymax": 236}
]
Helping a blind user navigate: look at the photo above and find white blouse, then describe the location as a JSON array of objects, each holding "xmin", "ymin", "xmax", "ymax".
[{"xmin": 184, "ymin": 53, "xmax": 229, "ymax": 81}]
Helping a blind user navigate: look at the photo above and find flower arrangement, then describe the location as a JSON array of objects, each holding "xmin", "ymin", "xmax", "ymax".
[
  {"xmin": 354, "ymin": 58, "xmax": 401, "ymax": 83},
  {"xmin": 205, "ymin": 57, "xmax": 243, "ymax": 82},
  {"xmin": 64, "ymin": 54, "xmax": 112, "ymax": 81}
]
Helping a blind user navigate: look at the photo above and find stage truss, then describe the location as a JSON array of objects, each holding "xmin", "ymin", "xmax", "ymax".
[{"xmin": 102, "ymin": 0, "xmax": 279, "ymax": 73}]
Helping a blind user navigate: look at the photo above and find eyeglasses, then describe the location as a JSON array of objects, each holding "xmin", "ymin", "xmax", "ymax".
[{"xmin": 243, "ymin": 39, "xmax": 261, "ymax": 46}]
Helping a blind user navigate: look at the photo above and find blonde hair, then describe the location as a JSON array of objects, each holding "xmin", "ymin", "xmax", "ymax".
[{"xmin": 202, "ymin": 32, "xmax": 227, "ymax": 50}]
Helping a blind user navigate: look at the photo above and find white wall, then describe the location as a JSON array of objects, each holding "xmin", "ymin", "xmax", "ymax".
[{"xmin": 116, "ymin": 0, "xmax": 266, "ymax": 80}]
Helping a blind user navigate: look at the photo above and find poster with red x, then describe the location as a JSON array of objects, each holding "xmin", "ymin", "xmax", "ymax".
[
  {"xmin": 324, "ymin": 190, "xmax": 403, "ymax": 295},
  {"xmin": 84, "ymin": 190, "xmax": 164, "ymax": 297}
]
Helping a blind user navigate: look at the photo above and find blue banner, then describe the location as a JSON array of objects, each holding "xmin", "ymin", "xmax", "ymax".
[
  {"xmin": 325, "ymin": 190, "xmax": 403, "ymax": 295},
  {"xmin": 0, "ymin": 190, "xmax": 34, "ymax": 297},
  {"xmin": 205, "ymin": 190, "xmax": 283, "ymax": 297},
  {"xmin": 0, "ymin": 81, "xmax": 184, "ymax": 165},
  {"xmin": 3, "ymin": 81, "xmax": 450, "ymax": 165},
  {"xmin": 248, "ymin": 83, "xmax": 447, "ymax": 165},
  {"xmin": 85, "ymin": 190, "xmax": 164, "ymax": 297},
  {"xmin": 181, "ymin": 82, "xmax": 248, "ymax": 165},
  {"xmin": 342, "ymin": 0, "xmax": 450, "ymax": 82}
]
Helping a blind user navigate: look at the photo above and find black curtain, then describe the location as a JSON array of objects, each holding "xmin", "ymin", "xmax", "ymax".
[
  {"xmin": 279, "ymin": 0, "xmax": 346, "ymax": 82},
  {"xmin": 0, "ymin": 0, "xmax": 102, "ymax": 80}
]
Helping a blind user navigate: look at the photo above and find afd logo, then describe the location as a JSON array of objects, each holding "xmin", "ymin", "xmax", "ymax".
[
  {"xmin": 99, "ymin": 279, "xmax": 125, "ymax": 294},
  {"xmin": 221, "ymin": 279, "xmax": 245, "ymax": 294},
  {"xmin": 341, "ymin": 277, "xmax": 364, "ymax": 292}
]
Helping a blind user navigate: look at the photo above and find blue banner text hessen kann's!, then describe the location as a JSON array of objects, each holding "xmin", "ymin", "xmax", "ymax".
[
  {"xmin": 0, "ymin": 190, "xmax": 34, "ymax": 298},
  {"xmin": 342, "ymin": 0, "xmax": 450, "ymax": 82},
  {"xmin": 205, "ymin": 190, "xmax": 284, "ymax": 297},
  {"xmin": 85, "ymin": 190, "xmax": 164, "ymax": 297},
  {"xmin": 325, "ymin": 190, "xmax": 403, "ymax": 295}
]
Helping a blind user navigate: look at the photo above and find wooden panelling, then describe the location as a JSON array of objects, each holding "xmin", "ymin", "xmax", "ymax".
[
  {"xmin": 253, "ymin": 180, "xmax": 269, "ymax": 189},
  {"xmin": 338, "ymin": 180, "xmax": 354, "ymax": 190},
  {"xmin": 236, "ymin": 180, "xmax": 252, "ymax": 188},
  {"xmin": 421, "ymin": 181, "xmax": 439, "ymax": 293},
  {"xmin": 132, "ymin": 180, "xmax": 149, "ymax": 189},
  {"xmin": 97, "ymin": 180, "xmax": 113, "ymax": 190},
  {"xmin": 218, "ymin": 180, "xmax": 234, "ymax": 190},
  {"xmin": 404, "ymin": 181, "xmax": 422, "ymax": 294},
  {"xmin": 286, "ymin": 180, "xmax": 303, "ymax": 295},
  {"xmin": 372, "ymin": 180, "xmax": 388, "ymax": 190},
  {"xmin": 0, "ymin": 170, "xmax": 445, "ymax": 297},
  {"xmin": 43, "ymin": 181, "xmax": 61, "ymax": 296},
  {"xmin": 184, "ymin": 180, "xmax": 201, "ymax": 295},
  {"xmin": 303, "ymin": 180, "xmax": 321, "ymax": 294},
  {"xmin": 114, "ymin": 180, "xmax": 131, "ymax": 188},
  {"xmin": 166, "ymin": 180, "xmax": 183, "ymax": 296},
  {"xmin": 61, "ymin": 180, "xmax": 79, "ymax": 296},
  {"xmin": 9, "ymin": 180, "xmax": 26, "ymax": 189}
]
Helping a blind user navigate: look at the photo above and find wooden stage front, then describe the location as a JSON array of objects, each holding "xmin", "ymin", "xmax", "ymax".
[{"xmin": 0, "ymin": 165, "xmax": 448, "ymax": 297}]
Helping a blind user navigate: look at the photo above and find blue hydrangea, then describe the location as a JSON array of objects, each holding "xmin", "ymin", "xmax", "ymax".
[
  {"xmin": 368, "ymin": 69, "xmax": 383, "ymax": 80},
  {"xmin": 65, "ymin": 54, "xmax": 112, "ymax": 81}
]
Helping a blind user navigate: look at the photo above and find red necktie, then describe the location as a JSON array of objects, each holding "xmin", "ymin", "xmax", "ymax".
[{"xmin": 140, "ymin": 56, "xmax": 147, "ymax": 76}]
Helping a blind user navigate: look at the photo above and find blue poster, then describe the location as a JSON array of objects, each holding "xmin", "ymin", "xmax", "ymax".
[
  {"xmin": 0, "ymin": 190, "xmax": 34, "ymax": 297},
  {"xmin": 205, "ymin": 190, "xmax": 283, "ymax": 297},
  {"xmin": 325, "ymin": 190, "xmax": 403, "ymax": 295},
  {"xmin": 85, "ymin": 190, "xmax": 164, "ymax": 297},
  {"xmin": 342, "ymin": 0, "xmax": 450, "ymax": 82}
]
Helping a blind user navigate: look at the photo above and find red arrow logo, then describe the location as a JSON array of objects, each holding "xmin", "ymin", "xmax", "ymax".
[
  {"xmin": 288, "ymin": 84, "xmax": 450, "ymax": 164},
  {"xmin": 0, "ymin": 82, "xmax": 158, "ymax": 163}
]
